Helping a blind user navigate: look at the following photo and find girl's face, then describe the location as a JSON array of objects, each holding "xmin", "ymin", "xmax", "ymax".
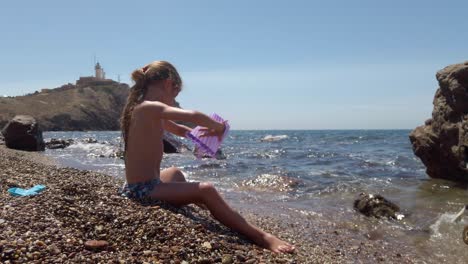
[
  {"xmin": 163, "ymin": 79, "xmax": 181, "ymax": 106},
  {"xmin": 171, "ymin": 81, "xmax": 182, "ymax": 98}
]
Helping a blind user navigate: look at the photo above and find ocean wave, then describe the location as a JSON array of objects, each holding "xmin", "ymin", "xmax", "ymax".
[
  {"xmin": 260, "ymin": 135, "xmax": 289, "ymax": 142},
  {"xmin": 67, "ymin": 142, "xmax": 117, "ymax": 157},
  {"xmin": 359, "ymin": 159, "xmax": 387, "ymax": 168},
  {"xmin": 245, "ymin": 149, "xmax": 286, "ymax": 159},
  {"xmin": 307, "ymin": 151, "xmax": 340, "ymax": 159},
  {"xmin": 197, "ymin": 163, "xmax": 226, "ymax": 169},
  {"xmin": 354, "ymin": 155, "xmax": 421, "ymax": 171},
  {"xmin": 430, "ymin": 210, "xmax": 467, "ymax": 239}
]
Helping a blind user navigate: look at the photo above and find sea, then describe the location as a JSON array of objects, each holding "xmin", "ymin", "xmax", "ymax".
[{"xmin": 43, "ymin": 130, "xmax": 468, "ymax": 263}]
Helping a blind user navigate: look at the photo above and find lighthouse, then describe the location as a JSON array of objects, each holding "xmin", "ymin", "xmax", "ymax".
[
  {"xmin": 95, "ymin": 62, "xmax": 105, "ymax": 80},
  {"xmin": 76, "ymin": 61, "xmax": 113, "ymax": 86}
]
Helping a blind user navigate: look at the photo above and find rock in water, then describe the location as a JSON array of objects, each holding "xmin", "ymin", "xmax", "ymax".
[
  {"xmin": 196, "ymin": 148, "xmax": 226, "ymax": 160},
  {"xmin": 163, "ymin": 132, "xmax": 190, "ymax": 154},
  {"xmin": 45, "ymin": 138, "xmax": 74, "ymax": 149},
  {"xmin": 410, "ymin": 61, "xmax": 468, "ymax": 182},
  {"xmin": 354, "ymin": 193, "xmax": 402, "ymax": 219},
  {"xmin": 163, "ymin": 138, "xmax": 178, "ymax": 153},
  {"xmin": 81, "ymin": 137, "xmax": 98, "ymax": 144},
  {"xmin": 1, "ymin": 115, "xmax": 45, "ymax": 151}
]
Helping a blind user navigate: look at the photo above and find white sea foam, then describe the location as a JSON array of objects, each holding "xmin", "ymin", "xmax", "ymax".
[
  {"xmin": 430, "ymin": 211, "xmax": 466, "ymax": 239},
  {"xmin": 260, "ymin": 135, "xmax": 289, "ymax": 142},
  {"xmin": 68, "ymin": 142, "xmax": 116, "ymax": 157}
]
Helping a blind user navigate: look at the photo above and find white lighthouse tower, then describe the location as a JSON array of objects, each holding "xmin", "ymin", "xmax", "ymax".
[{"xmin": 95, "ymin": 62, "xmax": 105, "ymax": 80}]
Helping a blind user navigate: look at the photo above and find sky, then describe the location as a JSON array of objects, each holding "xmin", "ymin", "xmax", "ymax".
[{"xmin": 1, "ymin": 0, "xmax": 467, "ymax": 129}]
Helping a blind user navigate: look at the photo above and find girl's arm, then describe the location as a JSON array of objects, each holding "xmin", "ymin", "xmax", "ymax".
[
  {"xmin": 163, "ymin": 120, "xmax": 192, "ymax": 137},
  {"xmin": 137, "ymin": 101, "xmax": 225, "ymax": 133}
]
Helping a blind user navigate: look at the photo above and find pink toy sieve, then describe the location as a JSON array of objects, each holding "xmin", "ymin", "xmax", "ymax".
[{"xmin": 186, "ymin": 113, "xmax": 230, "ymax": 158}]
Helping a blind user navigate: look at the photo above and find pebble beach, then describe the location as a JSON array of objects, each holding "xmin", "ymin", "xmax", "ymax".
[{"xmin": 0, "ymin": 145, "xmax": 418, "ymax": 263}]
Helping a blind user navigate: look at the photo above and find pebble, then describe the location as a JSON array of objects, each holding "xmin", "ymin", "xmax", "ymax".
[
  {"xmin": 222, "ymin": 254, "xmax": 233, "ymax": 264},
  {"xmin": 171, "ymin": 246, "xmax": 180, "ymax": 252},
  {"xmin": 35, "ymin": 240, "xmax": 46, "ymax": 247},
  {"xmin": 47, "ymin": 244, "xmax": 61, "ymax": 255},
  {"xmin": 235, "ymin": 250, "xmax": 246, "ymax": 262},
  {"xmin": 84, "ymin": 240, "xmax": 109, "ymax": 251},
  {"xmin": 198, "ymin": 258, "xmax": 211, "ymax": 264},
  {"xmin": 202, "ymin": 242, "xmax": 212, "ymax": 249}
]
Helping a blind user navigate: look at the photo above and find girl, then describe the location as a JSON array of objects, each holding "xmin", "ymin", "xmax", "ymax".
[{"xmin": 120, "ymin": 61, "xmax": 295, "ymax": 253}]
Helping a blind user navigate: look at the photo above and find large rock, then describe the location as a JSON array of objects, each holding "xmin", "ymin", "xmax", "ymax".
[
  {"xmin": 409, "ymin": 61, "xmax": 468, "ymax": 182},
  {"xmin": 1, "ymin": 115, "xmax": 45, "ymax": 151}
]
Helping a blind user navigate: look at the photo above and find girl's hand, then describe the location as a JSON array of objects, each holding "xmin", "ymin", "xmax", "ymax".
[{"xmin": 199, "ymin": 121, "xmax": 227, "ymax": 141}]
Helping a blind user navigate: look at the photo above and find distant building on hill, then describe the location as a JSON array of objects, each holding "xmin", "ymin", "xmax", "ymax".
[
  {"xmin": 95, "ymin": 62, "xmax": 105, "ymax": 79},
  {"xmin": 76, "ymin": 62, "xmax": 115, "ymax": 87}
]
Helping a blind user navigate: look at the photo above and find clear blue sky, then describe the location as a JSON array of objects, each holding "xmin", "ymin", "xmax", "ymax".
[{"xmin": 1, "ymin": 0, "xmax": 467, "ymax": 129}]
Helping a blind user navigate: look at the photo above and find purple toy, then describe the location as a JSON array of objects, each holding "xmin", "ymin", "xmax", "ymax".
[{"xmin": 186, "ymin": 113, "xmax": 230, "ymax": 158}]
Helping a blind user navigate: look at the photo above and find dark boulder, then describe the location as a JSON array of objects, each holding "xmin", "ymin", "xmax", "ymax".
[
  {"xmin": 163, "ymin": 139, "xmax": 178, "ymax": 153},
  {"xmin": 163, "ymin": 132, "xmax": 189, "ymax": 154},
  {"xmin": 1, "ymin": 115, "xmax": 45, "ymax": 151},
  {"xmin": 354, "ymin": 193, "xmax": 402, "ymax": 219},
  {"xmin": 410, "ymin": 61, "xmax": 468, "ymax": 182}
]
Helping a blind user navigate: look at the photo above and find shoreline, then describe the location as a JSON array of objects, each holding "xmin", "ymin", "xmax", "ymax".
[{"xmin": 1, "ymin": 145, "xmax": 416, "ymax": 263}]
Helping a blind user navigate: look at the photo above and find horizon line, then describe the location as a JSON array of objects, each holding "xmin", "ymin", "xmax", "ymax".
[{"xmin": 43, "ymin": 128, "xmax": 415, "ymax": 132}]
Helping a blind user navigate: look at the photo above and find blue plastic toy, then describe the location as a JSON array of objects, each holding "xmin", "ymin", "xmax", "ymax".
[{"xmin": 8, "ymin": 185, "xmax": 46, "ymax": 197}]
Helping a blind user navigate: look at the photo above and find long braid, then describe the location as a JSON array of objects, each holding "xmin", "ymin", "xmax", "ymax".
[{"xmin": 120, "ymin": 70, "xmax": 147, "ymax": 153}]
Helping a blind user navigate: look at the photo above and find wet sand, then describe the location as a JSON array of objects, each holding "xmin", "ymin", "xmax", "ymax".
[{"xmin": 0, "ymin": 145, "xmax": 416, "ymax": 263}]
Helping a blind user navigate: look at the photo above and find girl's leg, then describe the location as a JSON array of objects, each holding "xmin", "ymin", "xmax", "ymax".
[
  {"xmin": 159, "ymin": 167, "xmax": 207, "ymax": 210},
  {"xmin": 160, "ymin": 167, "xmax": 187, "ymax": 183},
  {"xmin": 149, "ymin": 181, "xmax": 295, "ymax": 253}
]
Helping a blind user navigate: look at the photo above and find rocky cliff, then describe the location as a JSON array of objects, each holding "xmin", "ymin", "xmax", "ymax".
[
  {"xmin": 0, "ymin": 82, "xmax": 130, "ymax": 131},
  {"xmin": 409, "ymin": 61, "xmax": 468, "ymax": 182}
]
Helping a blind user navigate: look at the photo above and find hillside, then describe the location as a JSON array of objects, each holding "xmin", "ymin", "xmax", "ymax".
[{"xmin": 0, "ymin": 82, "xmax": 130, "ymax": 131}]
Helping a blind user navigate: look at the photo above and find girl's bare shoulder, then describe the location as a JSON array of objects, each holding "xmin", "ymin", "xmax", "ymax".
[{"xmin": 133, "ymin": 101, "xmax": 168, "ymax": 115}]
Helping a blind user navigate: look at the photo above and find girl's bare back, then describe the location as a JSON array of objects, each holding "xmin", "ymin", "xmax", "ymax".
[{"xmin": 124, "ymin": 103, "xmax": 165, "ymax": 184}]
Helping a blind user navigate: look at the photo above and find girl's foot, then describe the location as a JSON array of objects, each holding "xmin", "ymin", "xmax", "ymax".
[{"xmin": 256, "ymin": 233, "xmax": 295, "ymax": 253}]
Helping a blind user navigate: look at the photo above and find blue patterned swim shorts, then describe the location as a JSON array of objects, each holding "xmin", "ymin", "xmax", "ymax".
[{"xmin": 120, "ymin": 178, "xmax": 162, "ymax": 199}]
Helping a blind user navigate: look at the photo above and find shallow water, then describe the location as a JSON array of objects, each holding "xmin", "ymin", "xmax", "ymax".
[{"xmin": 44, "ymin": 130, "xmax": 468, "ymax": 263}]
